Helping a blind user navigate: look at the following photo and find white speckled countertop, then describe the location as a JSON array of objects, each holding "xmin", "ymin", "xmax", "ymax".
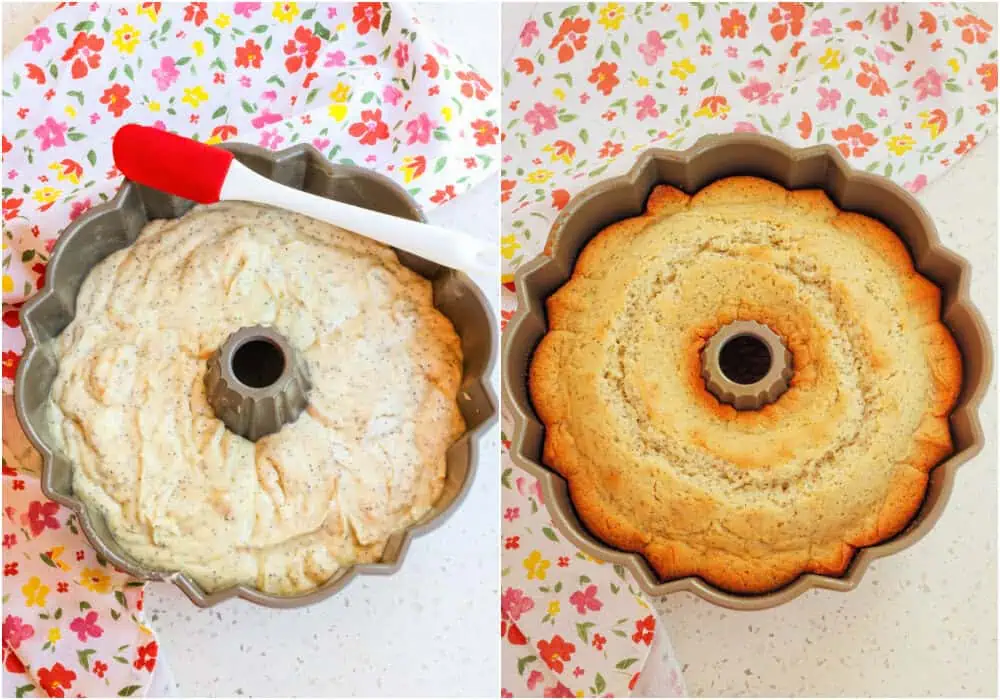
[{"xmin": 4, "ymin": 3, "xmax": 500, "ymax": 697}]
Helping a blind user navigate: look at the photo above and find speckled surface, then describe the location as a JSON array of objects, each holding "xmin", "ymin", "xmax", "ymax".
[
  {"xmin": 4, "ymin": 3, "xmax": 500, "ymax": 696},
  {"xmin": 651, "ymin": 136, "xmax": 998, "ymax": 698}
]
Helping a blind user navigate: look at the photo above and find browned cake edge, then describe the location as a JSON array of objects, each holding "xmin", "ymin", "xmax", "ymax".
[{"xmin": 528, "ymin": 176, "xmax": 963, "ymax": 595}]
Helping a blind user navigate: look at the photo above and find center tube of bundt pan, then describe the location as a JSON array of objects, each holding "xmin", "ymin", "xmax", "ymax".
[{"xmin": 701, "ymin": 320, "xmax": 793, "ymax": 410}]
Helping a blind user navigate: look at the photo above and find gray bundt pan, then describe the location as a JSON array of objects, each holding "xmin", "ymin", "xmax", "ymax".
[
  {"xmin": 15, "ymin": 142, "xmax": 496, "ymax": 608},
  {"xmin": 503, "ymin": 133, "xmax": 992, "ymax": 611}
]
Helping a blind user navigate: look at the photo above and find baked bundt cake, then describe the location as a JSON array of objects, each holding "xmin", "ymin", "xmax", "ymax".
[{"xmin": 529, "ymin": 176, "xmax": 961, "ymax": 594}]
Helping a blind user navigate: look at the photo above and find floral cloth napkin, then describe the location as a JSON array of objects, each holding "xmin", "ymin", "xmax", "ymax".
[
  {"xmin": 2, "ymin": 3, "xmax": 498, "ymax": 697},
  {"xmin": 501, "ymin": 2, "xmax": 996, "ymax": 696},
  {"xmin": 2, "ymin": 0, "xmax": 499, "ymax": 388}
]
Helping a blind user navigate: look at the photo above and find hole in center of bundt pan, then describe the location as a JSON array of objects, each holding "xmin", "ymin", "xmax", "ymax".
[
  {"xmin": 231, "ymin": 338, "xmax": 285, "ymax": 388},
  {"xmin": 719, "ymin": 334, "xmax": 772, "ymax": 385}
]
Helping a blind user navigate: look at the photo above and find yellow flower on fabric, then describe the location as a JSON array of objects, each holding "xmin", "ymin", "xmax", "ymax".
[
  {"xmin": 522, "ymin": 549, "xmax": 550, "ymax": 580},
  {"xmin": 401, "ymin": 156, "xmax": 424, "ymax": 183},
  {"xmin": 80, "ymin": 567, "xmax": 111, "ymax": 594},
  {"xmin": 148, "ymin": 100, "xmax": 161, "ymax": 112},
  {"xmin": 676, "ymin": 12, "xmax": 690, "ymax": 30},
  {"xmin": 136, "ymin": 3, "xmax": 159, "ymax": 23},
  {"xmin": 818, "ymin": 48, "xmax": 841, "ymax": 71},
  {"xmin": 112, "ymin": 24, "xmax": 140, "ymax": 54},
  {"xmin": 192, "ymin": 40, "xmax": 205, "ymax": 57},
  {"xmin": 440, "ymin": 106, "xmax": 453, "ymax": 123},
  {"xmin": 329, "ymin": 82, "xmax": 350, "ymax": 103},
  {"xmin": 328, "ymin": 104, "xmax": 348, "ymax": 121},
  {"xmin": 552, "ymin": 87, "xmax": 566, "ymax": 101},
  {"xmin": 501, "ymin": 234, "xmax": 521, "ymax": 261},
  {"xmin": 598, "ymin": 3, "xmax": 625, "ymax": 31},
  {"xmin": 919, "ymin": 110, "xmax": 945, "ymax": 139},
  {"xmin": 635, "ymin": 76, "xmax": 649, "ymax": 88},
  {"xmin": 526, "ymin": 168, "xmax": 554, "ymax": 184},
  {"xmin": 48, "ymin": 163, "xmax": 79, "ymax": 186},
  {"xmin": 33, "ymin": 187, "xmax": 62, "ymax": 204},
  {"xmin": 182, "ymin": 86, "xmax": 209, "ymax": 108},
  {"xmin": 214, "ymin": 13, "xmax": 231, "ymax": 28},
  {"xmin": 63, "ymin": 105, "xmax": 76, "ymax": 119},
  {"xmin": 669, "ymin": 58, "xmax": 696, "ymax": 81},
  {"xmin": 543, "ymin": 142, "xmax": 571, "ymax": 165},
  {"xmin": 22, "ymin": 576, "xmax": 50, "ymax": 607},
  {"xmin": 947, "ymin": 57, "xmax": 961, "ymax": 73},
  {"xmin": 887, "ymin": 134, "xmax": 916, "ymax": 156},
  {"xmin": 273, "ymin": 2, "xmax": 298, "ymax": 23},
  {"xmin": 48, "ymin": 628, "xmax": 61, "ymax": 644},
  {"xmin": 2, "ymin": 276, "xmax": 13, "ymax": 293},
  {"xmin": 336, "ymin": 23, "xmax": 347, "ymax": 33},
  {"xmin": 547, "ymin": 600, "xmax": 560, "ymax": 617}
]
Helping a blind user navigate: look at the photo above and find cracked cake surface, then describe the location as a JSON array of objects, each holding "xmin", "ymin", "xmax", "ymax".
[{"xmin": 529, "ymin": 176, "xmax": 961, "ymax": 594}]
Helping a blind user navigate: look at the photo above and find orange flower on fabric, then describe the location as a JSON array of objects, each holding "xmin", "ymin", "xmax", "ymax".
[
  {"xmin": 37, "ymin": 663, "xmax": 76, "ymax": 697},
  {"xmin": 768, "ymin": 3, "xmax": 805, "ymax": 41},
  {"xmin": 833, "ymin": 123, "xmax": 878, "ymax": 158},
  {"xmin": 588, "ymin": 61, "xmax": 620, "ymax": 96},
  {"xmin": 919, "ymin": 10, "xmax": 938, "ymax": 34},
  {"xmin": 283, "ymin": 26, "xmax": 320, "ymax": 73},
  {"xmin": 797, "ymin": 112, "xmax": 812, "ymax": 139},
  {"xmin": 551, "ymin": 189, "xmax": 570, "ymax": 210},
  {"xmin": 856, "ymin": 62, "xmax": 890, "ymax": 97},
  {"xmin": 720, "ymin": 8, "xmax": 748, "ymax": 39},
  {"xmin": 133, "ymin": 640, "xmax": 158, "ymax": 672},
  {"xmin": 235, "ymin": 38, "xmax": 263, "ymax": 69},
  {"xmin": 955, "ymin": 13, "xmax": 993, "ymax": 45},
  {"xmin": 954, "ymin": 133, "xmax": 977, "ymax": 155},
  {"xmin": 348, "ymin": 109, "xmax": 389, "ymax": 145},
  {"xmin": 352, "ymin": 3, "xmax": 382, "ymax": 35},
  {"xmin": 61, "ymin": 32, "xmax": 104, "ymax": 79},
  {"xmin": 183, "ymin": 2, "xmax": 208, "ymax": 27},
  {"xmin": 632, "ymin": 614, "xmax": 656, "ymax": 645},
  {"xmin": 99, "ymin": 83, "xmax": 131, "ymax": 118},
  {"xmin": 598, "ymin": 140, "xmax": 623, "ymax": 158},
  {"xmin": 500, "ymin": 179, "xmax": 516, "ymax": 203},
  {"xmin": 471, "ymin": 119, "xmax": 498, "ymax": 147},
  {"xmin": 549, "ymin": 17, "xmax": 590, "ymax": 63},
  {"xmin": 978, "ymin": 62, "xmax": 997, "ymax": 92},
  {"xmin": 537, "ymin": 634, "xmax": 576, "ymax": 673}
]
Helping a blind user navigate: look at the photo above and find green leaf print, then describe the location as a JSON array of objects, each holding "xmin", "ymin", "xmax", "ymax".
[
  {"xmin": 856, "ymin": 112, "xmax": 877, "ymax": 130},
  {"xmin": 301, "ymin": 7, "xmax": 316, "ymax": 20},
  {"xmin": 542, "ymin": 526, "xmax": 559, "ymax": 542},
  {"xmin": 594, "ymin": 673, "xmax": 607, "ymax": 695},
  {"xmin": 616, "ymin": 657, "xmax": 640, "ymax": 670},
  {"xmin": 700, "ymin": 76, "xmax": 716, "ymax": 90},
  {"xmin": 517, "ymin": 655, "xmax": 538, "ymax": 675},
  {"xmin": 114, "ymin": 590, "xmax": 128, "ymax": 609},
  {"xmin": 578, "ymin": 128, "xmax": 589, "ymax": 144},
  {"xmin": 576, "ymin": 621, "xmax": 595, "ymax": 643},
  {"xmin": 118, "ymin": 686, "xmax": 142, "ymax": 697},
  {"xmin": 433, "ymin": 157, "xmax": 448, "ymax": 174},
  {"xmin": 56, "ymin": 23, "xmax": 68, "ymax": 39},
  {"xmin": 845, "ymin": 97, "xmax": 856, "ymax": 116},
  {"xmin": 728, "ymin": 69, "xmax": 744, "ymax": 84},
  {"xmin": 314, "ymin": 22, "xmax": 331, "ymax": 41},
  {"xmin": 15, "ymin": 685, "xmax": 35, "ymax": 698},
  {"xmin": 78, "ymin": 648, "xmax": 96, "ymax": 671},
  {"xmin": 560, "ymin": 5, "xmax": 580, "ymax": 19},
  {"xmin": 554, "ymin": 72, "xmax": 573, "ymax": 86},
  {"xmin": 74, "ymin": 20, "xmax": 94, "ymax": 31},
  {"xmin": 380, "ymin": 8, "xmax": 391, "ymax": 35}
]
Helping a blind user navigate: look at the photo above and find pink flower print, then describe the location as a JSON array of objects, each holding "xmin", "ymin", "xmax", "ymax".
[
  {"xmin": 573, "ymin": 667, "xmax": 584, "ymax": 678},
  {"xmin": 258, "ymin": 129, "xmax": 284, "ymax": 150},
  {"xmin": 524, "ymin": 102, "xmax": 558, "ymax": 135},
  {"xmin": 68, "ymin": 611, "xmax": 103, "ymax": 642},
  {"xmin": 383, "ymin": 85, "xmax": 403, "ymax": 106},
  {"xmin": 327, "ymin": 6, "xmax": 338, "ymax": 18},
  {"xmin": 726, "ymin": 46, "xmax": 738, "ymax": 58},
  {"xmin": 3, "ymin": 615, "xmax": 35, "ymax": 650},
  {"xmin": 151, "ymin": 56, "xmax": 179, "ymax": 91},
  {"xmin": 544, "ymin": 682, "xmax": 574, "ymax": 698},
  {"xmin": 568, "ymin": 584, "xmax": 604, "ymax": 615},
  {"xmin": 151, "ymin": 120, "xmax": 167, "ymax": 131},
  {"xmin": 69, "ymin": 198, "xmax": 92, "ymax": 221},
  {"xmin": 816, "ymin": 86, "xmax": 842, "ymax": 111},
  {"xmin": 312, "ymin": 137, "xmax": 331, "ymax": 150},
  {"xmin": 905, "ymin": 174, "xmax": 928, "ymax": 193},
  {"xmin": 325, "ymin": 50, "xmax": 346, "ymax": 67},
  {"xmin": 515, "ymin": 476, "xmax": 543, "ymax": 504},
  {"xmin": 527, "ymin": 671, "xmax": 544, "ymax": 690},
  {"xmin": 89, "ymin": 113, "xmax": 100, "ymax": 124},
  {"xmin": 501, "ymin": 588, "xmax": 535, "ymax": 622},
  {"xmin": 875, "ymin": 45, "xmax": 894, "ymax": 64},
  {"xmin": 233, "ymin": 2, "xmax": 260, "ymax": 18},
  {"xmin": 250, "ymin": 109, "xmax": 283, "ymax": 129},
  {"xmin": 733, "ymin": 121, "xmax": 759, "ymax": 133},
  {"xmin": 240, "ymin": 76, "xmax": 252, "ymax": 88},
  {"xmin": 33, "ymin": 117, "xmax": 68, "ymax": 151},
  {"xmin": 747, "ymin": 59, "xmax": 765, "ymax": 72},
  {"xmin": 520, "ymin": 20, "xmax": 539, "ymax": 47},
  {"xmin": 913, "ymin": 68, "xmax": 944, "ymax": 101},
  {"xmin": 635, "ymin": 94, "xmax": 659, "ymax": 121},
  {"xmin": 393, "ymin": 41, "xmax": 409, "ymax": 69},
  {"xmin": 260, "ymin": 90, "xmax": 278, "ymax": 102},
  {"xmin": 878, "ymin": 107, "xmax": 888, "ymax": 118},
  {"xmin": 405, "ymin": 112, "xmax": 436, "ymax": 145},
  {"xmin": 25, "ymin": 500, "xmax": 60, "ymax": 535},
  {"xmin": 881, "ymin": 5, "xmax": 899, "ymax": 31},
  {"xmin": 504, "ymin": 507, "xmax": 520, "ymax": 522},
  {"xmin": 25, "ymin": 27, "xmax": 51, "ymax": 52},
  {"xmin": 637, "ymin": 30, "xmax": 665, "ymax": 66},
  {"xmin": 810, "ymin": 18, "xmax": 832, "ymax": 36},
  {"xmin": 740, "ymin": 77, "xmax": 772, "ymax": 105}
]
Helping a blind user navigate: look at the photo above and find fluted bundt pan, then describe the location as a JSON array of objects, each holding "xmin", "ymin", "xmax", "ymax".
[
  {"xmin": 15, "ymin": 142, "xmax": 496, "ymax": 608},
  {"xmin": 502, "ymin": 134, "xmax": 991, "ymax": 611}
]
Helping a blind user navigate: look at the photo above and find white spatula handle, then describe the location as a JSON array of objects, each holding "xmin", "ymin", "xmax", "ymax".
[{"xmin": 220, "ymin": 160, "xmax": 495, "ymax": 277}]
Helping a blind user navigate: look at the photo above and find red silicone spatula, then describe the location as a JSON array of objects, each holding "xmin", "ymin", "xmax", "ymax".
[{"xmin": 112, "ymin": 124, "xmax": 493, "ymax": 277}]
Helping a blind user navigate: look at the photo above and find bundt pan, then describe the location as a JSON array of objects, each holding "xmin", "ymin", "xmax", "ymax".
[
  {"xmin": 15, "ymin": 142, "xmax": 497, "ymax": 608},
  {"xmin": 503, "ymin": 133, "xmax": 991, "ymax": 611}
]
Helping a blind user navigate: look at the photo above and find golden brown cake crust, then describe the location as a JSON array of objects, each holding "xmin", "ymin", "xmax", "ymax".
[{"xmin": 529, "ymin": 176, "xmax": 962, "ymax": 595}]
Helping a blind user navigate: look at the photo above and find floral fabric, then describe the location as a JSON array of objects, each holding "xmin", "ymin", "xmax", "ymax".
[
  {"xmin": 2, "ymin": 457, "xmax": 158, "ymax": 698},
  {"xmin": 1, "ymin": 1, "xmax": 499, "ymax": 393},
  {"xmin": 501, "ymin": 2, "xmax": 996, "ymax": 696}
]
